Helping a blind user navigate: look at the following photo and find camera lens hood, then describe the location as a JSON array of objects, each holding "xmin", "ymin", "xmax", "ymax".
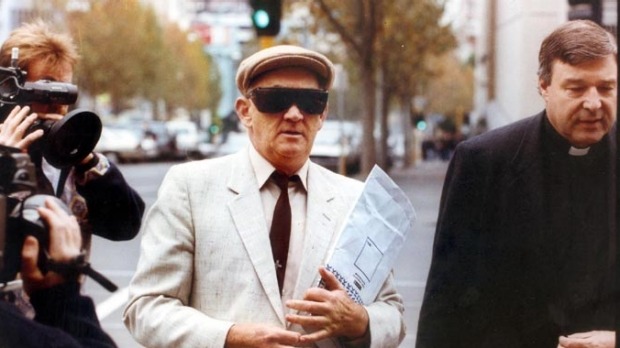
[{"xmin": 42, "ymin": 108, "xmax": 102, "ymax": 168}]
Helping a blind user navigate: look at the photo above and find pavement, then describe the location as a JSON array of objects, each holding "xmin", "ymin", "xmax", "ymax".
[{"xmin": 389, "ymin": 159, "xmax": 448, "ymax": 347}]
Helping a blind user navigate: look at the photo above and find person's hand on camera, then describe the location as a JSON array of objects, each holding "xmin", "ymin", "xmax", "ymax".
[
  {"xmin": 35, "ymin": 111, "xmax": 63, "ymax": 122},
  {"xmin": 20, "ymin": 197, "xmax": 82, "ymax": 295},
  {"xmin": 0, "ymin": 105, "xmax": 43, "ymax": 150}
]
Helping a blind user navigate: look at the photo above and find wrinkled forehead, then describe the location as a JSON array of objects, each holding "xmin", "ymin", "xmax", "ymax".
[{"xmin": 550, "ymin": 55, "xmax": 617, "ymax": 80}]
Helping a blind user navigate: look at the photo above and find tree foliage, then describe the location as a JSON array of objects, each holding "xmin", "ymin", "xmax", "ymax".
[
  {"xmin": 425, "ymin": 53, "xmax": 474, "ymax": 129},
  {"xmin": 160, "ymin": 24, "xmax": 221, "ymax": 119},
  {"xmin": 297, "ymin": 0, "xmax": 457, "ymax": 172},
  {"xmin": 378, "ymin": 0, "xmax": 456, "ymax": 167},
  {"xmin": 65, "ymin": 0, "xmax": 219, "ymax": 118},
  {"xmin": 308, "ymin": 0, "xmax": 383, "ymax": 175},
  {"xmin": 67, "ymin": 0, "xmax": 148, "ymax": 111}
]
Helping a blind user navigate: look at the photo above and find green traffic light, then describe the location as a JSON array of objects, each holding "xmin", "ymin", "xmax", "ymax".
[
  {"xmin": 253, "ymin": 9, "xmax": 270, "ymax": 29},
  {"xmin": 250, "ymin": 0, "xmax": 281, "ymax": 36}
]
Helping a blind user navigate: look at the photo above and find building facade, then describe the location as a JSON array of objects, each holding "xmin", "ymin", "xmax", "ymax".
[{"xmin": 470, "ymin": 0, "xmax": 617, "ymax": 131}]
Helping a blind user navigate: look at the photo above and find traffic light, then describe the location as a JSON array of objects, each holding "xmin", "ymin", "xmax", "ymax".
[
  {"xmin": 567, "ymin": 0, "xmax": 602, "ymax": 24},
  {"xmin": 412, "ymin": 113, "xmax": 427, "ymax": 131},
  {"xmin": 208, "ymin": 123, "xmax": 220, "ymax": 135},
  {"xmin": 250, "ymin": 0, "xmax": 282, "ymax": 37}
]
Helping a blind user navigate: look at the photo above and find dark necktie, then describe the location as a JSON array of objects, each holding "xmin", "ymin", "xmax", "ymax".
[{"xmin": 270, "ymin": 171, "xmax": 296, "ymax": 294}]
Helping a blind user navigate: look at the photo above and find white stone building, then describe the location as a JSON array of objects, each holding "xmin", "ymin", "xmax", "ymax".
[{"xmin": 468, "ymin": 0, "xmax": 616, "ymax": 131}]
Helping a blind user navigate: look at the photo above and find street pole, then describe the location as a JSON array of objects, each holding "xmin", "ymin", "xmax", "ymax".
[
  {"xmin": 334, "ymin": 64, "xmax": 348, "ymax": 176},
  {"xmin": 258, "ymin": 36, "xmax": 275, "ymax": 49},
  {"xmin": 337, "ymin": 94, "xmax": 347, "ymax": 176}
]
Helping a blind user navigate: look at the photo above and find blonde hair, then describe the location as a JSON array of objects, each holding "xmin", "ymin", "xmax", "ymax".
[{"xmin": 0, "ymin": 19, "xmax": 79, "ymax": 72}]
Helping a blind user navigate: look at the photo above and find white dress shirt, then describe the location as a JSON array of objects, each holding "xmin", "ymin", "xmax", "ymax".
[{"xmin": 248, "ymin": 145, "xmax": 309, "ymax": 306}]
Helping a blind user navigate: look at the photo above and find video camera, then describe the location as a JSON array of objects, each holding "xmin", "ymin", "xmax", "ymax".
[
  {"xmin": 0, "ymin": 48, "xmax": 114, "ymax": 292},
  {"xmin": 0, "ymin": 47, "xmax": 101, "ymax": 168},
  {"xmin": 0, "ymin": 146, "xmax": 117, "ymax": 292}
]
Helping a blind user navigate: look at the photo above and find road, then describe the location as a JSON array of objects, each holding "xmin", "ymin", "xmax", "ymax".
[{"xmin": 84, "ymin": 159, "xmax": 449, "ymax": 348}]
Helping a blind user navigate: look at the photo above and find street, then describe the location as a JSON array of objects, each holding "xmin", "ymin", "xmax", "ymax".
[{"xmin": 84, "ymin": 159, "xmax": 449, "ymax": 348}]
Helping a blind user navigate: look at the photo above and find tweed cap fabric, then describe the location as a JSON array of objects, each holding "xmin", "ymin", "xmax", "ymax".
[{"xmin": 236, "ymin": 45, "xmax": 335, "ymax": 95}]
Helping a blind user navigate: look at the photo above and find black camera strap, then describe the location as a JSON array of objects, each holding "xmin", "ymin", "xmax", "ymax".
[
  {"xmin": 54, "ymin": 167, "xmax": 70, "ymax": 197},
  {"xmin": 46, "ymin": 252, "xmax": 118, "ymax": 292}
]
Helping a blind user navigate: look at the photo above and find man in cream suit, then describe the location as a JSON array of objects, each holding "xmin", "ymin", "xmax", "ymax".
[{"xmin": 123, "ymin": 45, "xmax": 405, "ymax": 348}]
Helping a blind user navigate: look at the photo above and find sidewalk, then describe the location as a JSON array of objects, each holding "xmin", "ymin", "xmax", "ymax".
[{"xmin": 389, "ymin": 160, "xmax": 449, "ymax": 347}]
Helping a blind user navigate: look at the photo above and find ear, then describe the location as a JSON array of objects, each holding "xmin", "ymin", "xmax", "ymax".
[
  {"xmin": 235, "ymin": 97, "xmax": 252, "ymax": 128},
  {"xmin": 538, "ymin": 78, "xmax": 550, "ymax": 102}
]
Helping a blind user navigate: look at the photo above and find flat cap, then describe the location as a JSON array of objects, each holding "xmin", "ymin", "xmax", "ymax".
[{"xmin": 236, "ymin": 45, "xmax": 335, "ymax": 95}]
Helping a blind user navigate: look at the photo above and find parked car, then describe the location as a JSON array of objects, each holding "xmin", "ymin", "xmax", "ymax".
[
  {"xmin": 213, "ymin": 130, "xmax": 251, "ymax": 157},
  {"xmin": 95, "ymin": 125, "xmax": 157, "ymax": 163},
  {"xmin": 197, "ymin": 131, "xmax": 219, "ymax": 159},
  {"xmin": 166, "ymin": 120, "xmax": 201, "ymax": 159},
  {"xmin": 144, "ymin": 121, "xmax": 178, "ymax": 160},
  {"xmin": 310, "ymin": 120, "xmax": 361, "ymax": 174}
]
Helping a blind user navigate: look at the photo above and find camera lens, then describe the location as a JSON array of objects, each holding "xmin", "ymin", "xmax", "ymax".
[{"xmin": 29, "ymin": 109, "xmax": 102, "ymax": 168}]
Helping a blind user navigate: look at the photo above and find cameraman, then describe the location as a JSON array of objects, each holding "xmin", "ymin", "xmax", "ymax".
[
  {"xmin": 0, "ymin": 20, "xmax": 144, "ymax": 252},
  {"xmin": 0, "ymin": 198, "xmax": 116, "ymax": 347}
]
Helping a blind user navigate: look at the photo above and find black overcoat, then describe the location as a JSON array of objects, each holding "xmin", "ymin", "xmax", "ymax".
[{"xmin": 416, "ymin": 111, "xmax": 616, "ymax": 347}]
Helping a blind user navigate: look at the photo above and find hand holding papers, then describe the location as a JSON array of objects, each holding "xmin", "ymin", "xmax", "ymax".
[{"xmin": 288, "ymin": 165, "xmax": 413, "ymax": 347}]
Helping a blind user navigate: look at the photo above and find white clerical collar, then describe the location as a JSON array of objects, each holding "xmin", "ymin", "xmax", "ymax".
[{"xmin": 568, "ymin": 146, "xmax": 590, "ymax": 156}]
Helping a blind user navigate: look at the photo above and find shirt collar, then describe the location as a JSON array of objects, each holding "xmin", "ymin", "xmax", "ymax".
[
  {"xmin": 543, "ymin": 114, "xmax": 591, "ymax": 157},
  {"xmin": 248, "ymin": 144, "xmax": 309, "ymax": 191}
]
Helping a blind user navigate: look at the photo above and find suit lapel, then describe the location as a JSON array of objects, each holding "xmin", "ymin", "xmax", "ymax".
[
  {"xmin": 291, "ymin": 164, "xmax": 344, "ymax": 305},
  {"xmin": 226, "ymin": 150, "xmax": 285, "ymax": 324},
  {"xmin": 226, "ymin": 155, "xmax": 353, "ymax": 324}
]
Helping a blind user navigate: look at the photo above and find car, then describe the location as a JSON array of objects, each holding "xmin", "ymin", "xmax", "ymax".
[
  {"xmin": 197, "ymin": 131, "xmax": 219, "ymax": 159},
  {"xmin": 310, "ymin": 120, "xmax": 361, "ymax": 174},
  {"xmin": 144, "ymin": 121, "xmax": 178, "ymax": 160},
  {"xmin": 213, "ymin": 130, "xmax": 251, "ymax": 157},
  {"xmin": 166, "ymin": 120, "xmax": 201, "ymax": 159},
  {"xmin": 95, "ymin": 125, "xmax": 156, "ymax": 163}
]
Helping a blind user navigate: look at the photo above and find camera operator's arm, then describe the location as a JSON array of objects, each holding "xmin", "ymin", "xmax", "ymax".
[
  {"xmin": 73, "ymin": 154, "xmax": 145, "ymax": 241},
  {"xmin": 0, "ymin": 105, "xmax": 43, "ymax": 150},
  {"xmin": 19, "ymin": 198, "xmax": 117, "ymax": 348}
]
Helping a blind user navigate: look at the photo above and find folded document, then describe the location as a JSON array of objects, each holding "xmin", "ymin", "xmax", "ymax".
[{"xmin": 324, "ymin": 164, "xmax": 416, "ymax": 305}]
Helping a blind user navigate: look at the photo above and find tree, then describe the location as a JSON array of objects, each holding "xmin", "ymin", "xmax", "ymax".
[
  {"xmin": 379, "ymin": 0, "xmax": 456, "ymax": 167},
  {"xmin": 160, "ymin": 24, "xmax": 221, "ymax": 121},
  {"xmin": 305, "ymin": 0, "xmax": 384, "ymax": 176},
  {"xmin": 66, "ymin": 0, "xmax": 219, "ymax": 118},
  {"xmin": 425, "ymin": 53, "xmax": 474, "ymax": 133},
  {"xmin": 299, "ymin": 0, "xmax": 455, "ymax": 174}
]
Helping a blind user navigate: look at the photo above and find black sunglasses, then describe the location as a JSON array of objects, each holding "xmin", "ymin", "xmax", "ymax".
[{"xmin": 248, "ymin": 87, "xmax": 328, "ymax": 115}]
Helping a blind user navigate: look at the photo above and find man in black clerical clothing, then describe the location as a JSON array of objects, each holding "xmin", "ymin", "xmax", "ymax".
[{"xmin": 417, "ymin": 20, "xmax": 616, "ymax": 348}]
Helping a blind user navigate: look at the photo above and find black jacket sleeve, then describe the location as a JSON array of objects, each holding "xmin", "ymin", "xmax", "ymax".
[
  {"xmin": 0, "ymin": 282, "xmax": 116, "ymax": 348},
  {"xmin": 416, "ymin": 143, "xmax": 494, "ymax": 348},
  {"xmin": 416, "ymin": 115, "xmax": 561, "ymax": 348},
  {"xmin": 76, "ymin": 161, "xmax": 145, "ymax": 241}
]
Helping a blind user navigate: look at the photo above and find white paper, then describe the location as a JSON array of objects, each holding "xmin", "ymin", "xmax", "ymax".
[
  {"xmin": 324, "ymin": 164, "xmax": 416, "ymax": 304},
  {"xmin": 315, "ymin": 165, "xmax": 416, "ymax": 347}
]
